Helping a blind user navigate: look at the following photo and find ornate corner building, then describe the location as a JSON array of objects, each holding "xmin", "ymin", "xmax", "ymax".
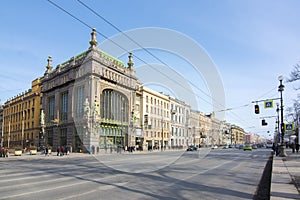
[{"xmin": 41, "ymin": 28, "xmax": 141, "ymax": 153}]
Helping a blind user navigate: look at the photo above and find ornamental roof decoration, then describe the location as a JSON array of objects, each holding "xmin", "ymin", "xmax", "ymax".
[{"xmin": 43, "ymin": 28, "xmax": 136, "ymax": 79}]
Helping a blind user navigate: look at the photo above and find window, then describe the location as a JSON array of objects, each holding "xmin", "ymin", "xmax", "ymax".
[
  {"xmin": 61, "ymin": 92, "xmax": 68, "ymax": 121},
  {"xmin": 101, "ymin": 89, "xmax": 128, "ymax": 122},
  {"xmin": 75, "ymin": 86, "xmax": 84, "ymax": 117},
  {"xmin": 48, "ymin": 96, "xmax": 55, "ymax": 121}
]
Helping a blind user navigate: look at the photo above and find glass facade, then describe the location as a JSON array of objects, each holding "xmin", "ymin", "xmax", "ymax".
[{"xmin": 100, "ymin": 89, "xmax": 129, "ymax": 149}]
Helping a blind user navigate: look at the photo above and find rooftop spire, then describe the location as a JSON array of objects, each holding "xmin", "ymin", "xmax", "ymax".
[
  {"xmin": 89, "ymin": 28, "xmax": 98, "ymax": 49},
  {"xmin": 45, "ymin": 56, "xmax": 53, "ymax": 75},
  {"xmin": 127, "ymin": 52, "xmax": 134, "ymax": 69}
]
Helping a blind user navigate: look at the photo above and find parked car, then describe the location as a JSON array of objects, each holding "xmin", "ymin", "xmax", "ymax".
[
  {"xmin": 187, "ymin": 146, "xmax": 198, "ymax": 151},
  {"xmin": 211, "ymin": 145, "xmax": 218, "ymax": 149},
  {"xmin": 252, "ymin": 144, "xmax": 257, "ymax": 149},
  {"xmin": 243, "ymin": 144, "xmax": 252, "ymax": 151}
]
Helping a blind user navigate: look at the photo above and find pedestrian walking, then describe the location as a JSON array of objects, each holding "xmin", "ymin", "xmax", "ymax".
[
  {"xmin": 57, "ymin": 147, "xmax": 60, "ymax": 156},
  {"xmin": 65, "ymin": 146, "xmax": 69, "ymax": 155},
  {"xmin": 291, "ymin": 142, "xmax": 296, "ymax": 153},
  {"xmin": 4, "ymin": 149, "xmax": 8, "ymax": 157},
  {"xmin": 60, "ymin": 146, "xmax": 63, "ymax": 156},
  {"xmin": 45, "ymin": 147, "xmax": 49, "ymax": 156},
  {"xmin": 296, "ymin": 143, "xmax": 299, "ymax": 153}
]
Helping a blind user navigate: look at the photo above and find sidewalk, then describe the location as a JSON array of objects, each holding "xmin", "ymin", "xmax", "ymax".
[
  {"xmin": 0, "ymin": 151, "xmax": 91, "ymax": 161},
  {"xmin": 271, "ymin": 149, "xmax": 300, "ymax": 200},
  {"xmin": 0, "ymin": 148, "xmax": 186, "ymax": 161}
]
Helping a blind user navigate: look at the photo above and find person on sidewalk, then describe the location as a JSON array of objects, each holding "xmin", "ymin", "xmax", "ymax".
[
  {"xmin": 291, "ymin": 142, "xmax": 296, "ymax": 153},
  {"xmin": 45, "ymin": 147, "xmax": 49, "ymax": 156},
  {"xmin": 296, "ymin": 143, "xmax": 299, "ymax": 153}
]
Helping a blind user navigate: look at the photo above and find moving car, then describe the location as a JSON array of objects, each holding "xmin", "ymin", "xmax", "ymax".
[
  {"xmin": 187, "ymin": 146, "xmax": 198, "ymax": 151},
  {"xmin": 243, "ymin": 144, "xmax": 252, "ymax": 151}
]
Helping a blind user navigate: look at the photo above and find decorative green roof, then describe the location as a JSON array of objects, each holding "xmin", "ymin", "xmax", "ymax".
[{"xmin": 98, "ymin": 49, "xmax": 124, "ymax": 67}]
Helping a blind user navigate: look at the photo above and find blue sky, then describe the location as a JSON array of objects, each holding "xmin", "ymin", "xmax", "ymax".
[{"xmin": 1, "ymin": 0, "xmax": 300, "ymax": 138}]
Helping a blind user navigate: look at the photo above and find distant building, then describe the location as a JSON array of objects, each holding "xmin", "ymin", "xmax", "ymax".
[
  {"xmin": 190, "ymin": 110, "xmax": 201, "ymax": 147},
  {"xmin": 2, "ymin": 78, "xmax": 42, "ymax": 149},
  {"xmin": 0, "ymin": 104, "xmax": 3, "ymax": 146},
  {"xmin": 169, "ymin": 96, "xmax": 190, "ymax": 148},
  {"xmin": 231, "ymin": 125, "xmax": 246, "ymax": 145}
]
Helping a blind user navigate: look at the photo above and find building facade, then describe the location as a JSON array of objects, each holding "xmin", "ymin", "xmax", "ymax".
[
  {"xmin": 2, "ymin": 29, "xmax": 252, "ymax": 153},
  {"xmin": 231, "ymin": 125, "xmax": 246, "ymax": 145},
  {"xmin": 0, "ymin": 104, "xmax": 3, "ymax": 146},
  {"xmin": 190, "ymin": 110, "xmax": 201, "ymax": 147},
  {"xmin": 169, "ymin": 97, "xmax": 191, "ymax": 148},
  {"xmin": 2, "ymin": 78, "xmax": 42, "ymax": 149},
  {"xmin": 140, "ymin": 87, "xmax": 170, "ymax": 150},
  {"xmin": 41, "ymin": 29, "xmax": 140, "ymax": 153}
]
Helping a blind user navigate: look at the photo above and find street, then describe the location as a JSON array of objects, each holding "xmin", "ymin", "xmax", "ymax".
[{"xmin": 0, "ymin": 148, "xmax": 272, "ymax": 200}]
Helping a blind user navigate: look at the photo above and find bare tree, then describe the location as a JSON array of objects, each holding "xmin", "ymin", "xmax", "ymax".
[
  {"xmin": 287, "ymin": 64, "xmax": 300, "ymax": 85},
  {"xmin": 286, "ymin": 95, "xmax": 300, "ymax": 125}
]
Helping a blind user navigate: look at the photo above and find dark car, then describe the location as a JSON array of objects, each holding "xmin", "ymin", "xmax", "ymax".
[{"xmin": 187, "ymin": 146, "xmax": 198, "ymax": 151}]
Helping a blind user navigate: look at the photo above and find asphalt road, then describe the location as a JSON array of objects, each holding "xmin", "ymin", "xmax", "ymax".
[{"xmin": 0, "ymin": 148, "xmax": 272, "ymax": 200}]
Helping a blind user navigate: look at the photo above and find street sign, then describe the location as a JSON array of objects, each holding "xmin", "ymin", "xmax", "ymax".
[
  {"xmin": 264, "ymin": 100, "xmax": 273, "ymax": 108},
  {"xmin": 284, "ymin": 123, "xmax": 294, "ymax": 132}
]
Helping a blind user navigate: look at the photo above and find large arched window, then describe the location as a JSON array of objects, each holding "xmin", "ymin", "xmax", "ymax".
[{"xmin": 101, "ymin": 89, "xmax": 128, "ymax": 123}]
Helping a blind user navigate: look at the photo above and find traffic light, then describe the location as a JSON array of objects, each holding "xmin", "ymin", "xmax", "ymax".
[
  {"xmin": 262, "ymin": 119, "xmax": 268, "ymax": 126},
  {"xmin": 281, "ymin": 123, "xmax": 285, "ymax": 132},
  {"xmin": 255, "ymin": 105, "xmax": 260, "ymax": 114}
]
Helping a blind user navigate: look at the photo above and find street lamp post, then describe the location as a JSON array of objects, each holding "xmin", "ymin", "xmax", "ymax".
[
  {"xmin": 278, "ymin": 75, "xmax": 287, "ymax": 157},
  {"xmin": 276, "ymin": 103, "xmax": 280, "ymax": 142}
]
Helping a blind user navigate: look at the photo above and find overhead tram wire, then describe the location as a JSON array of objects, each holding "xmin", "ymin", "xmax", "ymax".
[
  {"xmin": 47, "ymin": 0, "xmax": 216, "ymax": 108},
  {"xmin": 47, "ymin": 0, "xmax": 257, "ymax": 128},
  {"xmin": 76, "ymin": 0, "xmax": 280, "ymax": 130},
  {"xmin": 48, "ymin": 0, "xmax": 257, "ymax": 129},
  {"xmin": 76, "ymin": 0, "xmax": 228, "ymax": 111}
]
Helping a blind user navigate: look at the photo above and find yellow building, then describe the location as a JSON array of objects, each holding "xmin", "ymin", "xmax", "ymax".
[
  {"xmin": 2, "ymin": 78, "xmax": 42, "ymax": 149},
  {"xmin": 231, "ymin": 125, "xmax": 245, "ymax": 145}
]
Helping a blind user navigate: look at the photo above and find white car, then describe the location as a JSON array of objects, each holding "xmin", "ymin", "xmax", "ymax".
[{"xmin": 212, "ymin": 145, "xmax": 218, "ymax": 149}]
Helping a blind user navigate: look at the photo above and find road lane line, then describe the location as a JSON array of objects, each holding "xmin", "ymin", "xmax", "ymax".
[{"xmin": 0, "ymin": 173, "xmax": 123, "ymax": 200}]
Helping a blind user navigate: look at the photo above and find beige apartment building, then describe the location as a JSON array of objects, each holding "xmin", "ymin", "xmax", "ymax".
[
  {"xmin": 190, "ymin": 110, "xmax": 201, "ymax": 147},
  {"xmin": 140, "ymin": 86, "xmax": 170, "ymax": 150},
  {"xmin": 169, "ymin": 96, "xmax": 191, "ymax": 148}
]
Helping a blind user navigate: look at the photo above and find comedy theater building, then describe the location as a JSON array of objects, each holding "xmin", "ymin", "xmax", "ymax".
[{"xmin": 41, "ymin": 28, "xmax": 141, "ymax": 153}]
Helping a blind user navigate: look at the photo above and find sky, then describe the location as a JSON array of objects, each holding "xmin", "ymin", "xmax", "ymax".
[{"xmin": 1, "ymin": 0, "xmax": 300, "ymax": 138}]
